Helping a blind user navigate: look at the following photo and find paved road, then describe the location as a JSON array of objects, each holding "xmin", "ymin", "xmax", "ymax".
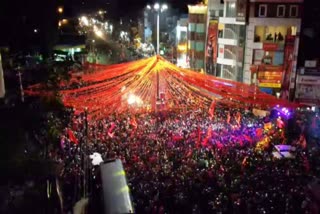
[{"xmin": 86, "ymin": 39, "xmax": 138, "ymax": 65}]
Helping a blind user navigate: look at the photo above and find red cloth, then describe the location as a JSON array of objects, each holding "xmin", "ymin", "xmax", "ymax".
[
  {"xmin": 226, "ymin": 112, "xmax": 231, "ymax": 124},
  {"xmin": 236, "ymin": 112, "xmax": 241, "ymax": 126},
  {"xmin": 202, "ymin": 126, "xmax": 212, "ymax": 146},
  {"xmin": 130, "ymin": 117, "xmax": 138, "ymax": 129},
  {"xmin": 67, "ymin": 129, "xmax": 78, "ymax": 144},
  {"xmin": 208, "ymin": 100, "xmax": 216, "ymax": 119},
  {"xmin": 256, "ymin": 128, "xmax": 263, "ymax": 138}
]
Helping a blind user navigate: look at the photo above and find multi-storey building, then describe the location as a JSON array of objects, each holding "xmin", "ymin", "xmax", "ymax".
[
  {"xmin": 176, "ymin": 16, "xmax": 188, "ymax": 68},
  {"xmin": 187, "ymin": 4, "xmax": 208, "ymax": 71},
  {"xmin": 216, "ymin": 0, "xmax": 246, "ymax": 82},
  {"xmin": 206, "ymin": 0, "xmax": 224, "ymax": 74},
  {"xmin": 213, "ymin": 0, "xmax": 303, "ymax": 99},
  {"xmin": 245, "ymin": 0, "xmax": 303, "ymax": 98}
]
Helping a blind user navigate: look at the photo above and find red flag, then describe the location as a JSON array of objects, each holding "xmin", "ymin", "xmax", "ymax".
[
  {"xmin": 107, "ymin": 122, "xmax": 116, "ymax": 138},
  {"xmin": 130, "ymin": 117, "xmax": 138, "ymax": 129},
  {"xmin": 256, "ymin": 128, "xmax": 263, "ymax": 138},
  {"xmin": 236, "ymin": 112, "xmax": 241, "ymax": 126},
  {"xmin": 108, "ymin": 122, "xmax": 116, "ymax": 133},
  {"xmin": 242, "ymin": 156, "xmax": 248, "ymax": 166},
  {"xmin": 202, "ymin": 126, "xmax": 212, "ymax": 146},
  {"xmin": 208, "ymin": 100, "xmax": 216, "ymax": 119},
  {"xmin": 67, "ymin": 129, "xmax": 78, "ymax": 144},
  {"xmin": 226, "ymin": 112, "xmax": 231, "ymax": 124}
]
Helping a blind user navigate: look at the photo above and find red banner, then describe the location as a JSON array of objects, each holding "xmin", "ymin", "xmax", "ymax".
[
  {"xmin": 263, "ymin": 43, "xmax": 279, "ymax": 51},
  {"xmin": 206, "ymin": 21, "xmax": 218, "ymax": 63}
]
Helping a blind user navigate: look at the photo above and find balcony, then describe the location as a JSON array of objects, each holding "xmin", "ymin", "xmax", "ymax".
[
  {"xmin": 217, "ymin": 57, "xmax": 236, "ymax": 66},
  {"xmin": 218, "ymin": 38, "xmax": 238, "ymax": 46},
  {"xmin": 219, "ymin": 17, "xmax": 245, "ymax": 25}
]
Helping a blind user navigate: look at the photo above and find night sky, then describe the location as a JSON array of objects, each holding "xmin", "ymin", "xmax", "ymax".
[{"xmin": 0, "ymin": 0, "xmax": 319, "ymax": 62}]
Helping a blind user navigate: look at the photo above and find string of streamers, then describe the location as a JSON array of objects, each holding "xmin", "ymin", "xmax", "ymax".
[{"xmin": 25, "ymin": 56, "xmax": 300, "ymax": 119}]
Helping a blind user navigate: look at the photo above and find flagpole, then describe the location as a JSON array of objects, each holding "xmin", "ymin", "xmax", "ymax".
[{"xmin": 0, "ymin": 53, "xmax": 5, "ymax": 98}]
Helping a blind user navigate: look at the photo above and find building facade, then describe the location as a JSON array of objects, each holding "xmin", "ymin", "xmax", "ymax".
[
  {"xmin": 188, "ymin": 4, "xmax": 208, "ymax": 71},
  {"xmin": 206, "ymin": 0, "xmax": 224, "ymax": 74},
  {"xmin": 245, "ymin": 0, "xmax": 303, "ymax": 98},
  {"xmin": 216, "ymin": 0, "xmax": 246, "ymax": 82},
  {"xmin": 176, "ymin": 17, "xmax": 188, "ymax": 68}
]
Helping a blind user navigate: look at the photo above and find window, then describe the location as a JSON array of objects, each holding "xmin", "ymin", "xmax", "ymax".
[
  {"xmin": 277, "ymin": 5, "xmax": 285, "ymax": 17},
  {"xmin": 258, "ymin": 4, "xmax": 267, "ymax": 17},
  {"xmin": 290, "ymin": 5, "xmax": 298, "ymax": 17},
  {"xmin": 226, "ymin": 2, "xmax": 237, "ymax": 17}
]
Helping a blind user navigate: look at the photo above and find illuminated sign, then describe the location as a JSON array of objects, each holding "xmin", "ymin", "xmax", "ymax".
[
  {"xmin": 258, "ymin": 70, "xmax": 283, "ymax": 88},
  {"xmin": 259, "ymin": 82, "xmax": 281, "ymax": 88}
]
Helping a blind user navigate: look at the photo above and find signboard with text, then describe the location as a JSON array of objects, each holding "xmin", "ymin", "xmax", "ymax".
[
  {"xmin": 258, "ymin": 71, "xmax": 283, "ymax": 88},
  {"xmin": 295, "ymin": 75, "xmax": 320, "ymax": 105}
]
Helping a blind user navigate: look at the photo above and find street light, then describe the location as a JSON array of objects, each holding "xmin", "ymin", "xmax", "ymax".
[
  {"xmin": 154, "ymin": 3, "xmax": 160, "ymax": 10},
  {"xmin": 146, "ymin": 3, "xmax": 168, "ymax": 109},
  {"xmin": 95, "ymin": 29, "xmax": 103, "ymax": 38},
  {"xmin": 57, "ymin": 6, "xmax": 63, "ymax": 14},
  {"xmin": 146, "ymin": 3, "xmax": 168, "ymax": 55}
]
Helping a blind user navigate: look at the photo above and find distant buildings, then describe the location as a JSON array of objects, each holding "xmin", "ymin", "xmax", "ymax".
[
  {"xmin": 245, "ymin": 0, "xmax": 303, "ymax": 101},
  {"xmin": 187, "ymin": 4, "xmax": 208, "ymax": 71},
  {"xmin": 176, "ymin": 16, "xmax": 188, "ymax": 68},
  {"xmin": 216, "ymin": 0, "xmax": 246, "ymax": 82},
  {"xmin": 184, "ymin": 0, "xmax": 303, "ymax": 99}
]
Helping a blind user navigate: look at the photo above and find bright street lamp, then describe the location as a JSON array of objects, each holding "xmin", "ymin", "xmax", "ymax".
[
  {"xmin": 145, "ymin": 3, "xmax": 168, "ymax": 55},
  {"xmin": 162, "ymin": 4, "xmax": 168, "ymax": 11},
  {"xmin": 145, "ymin": 2, "xmax": 168, "ymax": 105},
  {"xmin": 95, "ymin": 29, "xmax": 103, "ymax": 38},
  {"xmin": 80, "ymin": 16, "xmax": 89, "ymax": 26},
  {"xmin": 154, "ymin": 3, "xmax": 160, "ymax": 10},
  {"xmin": 57, "ymin": 7, "xmax": 63, "ymax": 14}
]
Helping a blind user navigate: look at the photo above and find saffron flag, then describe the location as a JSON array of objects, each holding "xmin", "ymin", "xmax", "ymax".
[
  {"xmin": 130, "ymin": 117, "xmax": 138, "ymax": 129},
  {"xmin": 236, "ymin": 112, "xmax": 241, "ymax": 126},
  {"xmin": 202, "ymin": 126, "xmax": 212, "ymax": 146},
  {"xmin": 226, "ymin": 112, "xmax": 231, "ymax": 124},
  {"xmin": 208, "ymin": 100, "xmax": 216, "ymax": 119}
]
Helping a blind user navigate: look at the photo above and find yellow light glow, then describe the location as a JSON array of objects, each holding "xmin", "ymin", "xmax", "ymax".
[
  {"xmin": 127, "ymin": 94, "xmax": 143, "ymax": 105},
  {"xmin": 57, "ymin": 7, "xmax": 63, "ymax": 14},
  {"xmin": 177, "ymin": 44, "xmax": 187, "ymax": 52},
  {"xmin": 95, "ymin": 30, "xmax": 103, "ymax": 38},
  {"xmin": 114, "ymin": 170, "xmax": 126, "ymax": 176},
  {"xmin": 80, "ymin": 16, "xmax": 89, "ymax": 26},
  {"xmin": 188, "ymin": 5, "xmax": 207, "ymax": 14},
  {"xmin": 128, "ymin": 94, "xmax": 136, "ymax": 105},
  {"xmin": 118, "ymin": 186, "xmax": 129, "ymax": 194}
]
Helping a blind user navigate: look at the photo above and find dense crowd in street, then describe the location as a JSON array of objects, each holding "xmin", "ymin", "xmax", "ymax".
[{"xmin": 56, "ymin": 105, "xmax": 320, "ymax": 214}]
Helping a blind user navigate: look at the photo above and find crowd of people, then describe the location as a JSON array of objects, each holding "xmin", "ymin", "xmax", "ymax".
[{"xmin": 54, "ymin": 104, "xmax": 319, "ymax": 214}]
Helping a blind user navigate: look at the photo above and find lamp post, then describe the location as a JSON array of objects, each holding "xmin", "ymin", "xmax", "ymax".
[
  {"xmin": 146, "ymin": 3, "xmax": 168, "ymax": 55},
  {"xmin": 146, "ymin": 3, "xmax": 168, "ymax": 108}
]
